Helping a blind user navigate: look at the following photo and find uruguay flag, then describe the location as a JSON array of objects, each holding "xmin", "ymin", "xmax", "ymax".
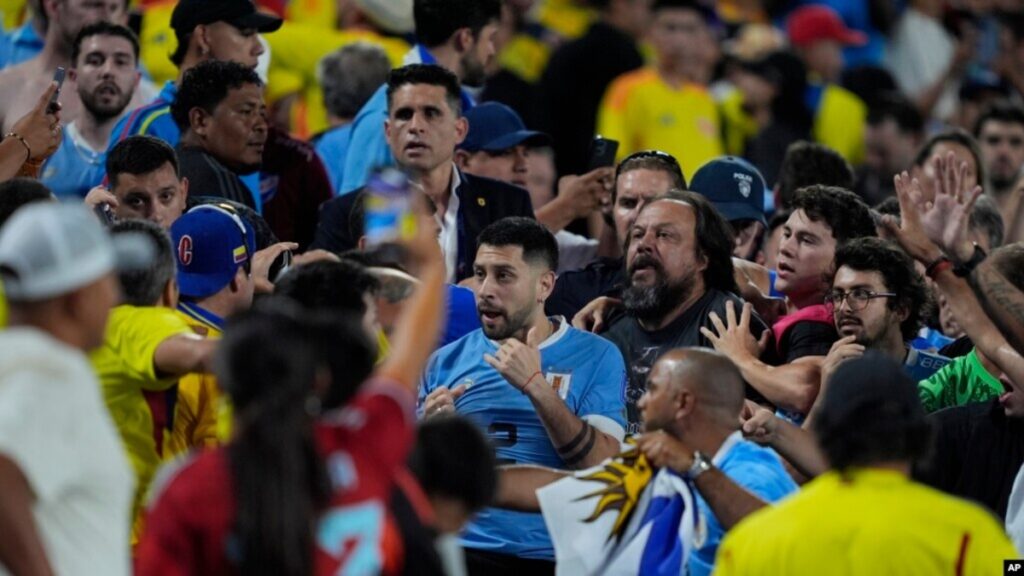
[{"xmin": 538, "ymin": 447, "xmax": 704, "ymax": 576}]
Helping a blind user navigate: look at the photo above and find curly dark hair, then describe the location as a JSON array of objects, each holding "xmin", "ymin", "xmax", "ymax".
[
  {"xmin": 833, "ymin": 237, "xmax": 929, "ymax": 342},
  {"xmin": 790, "ymin": 185, "xmax": 876, "ymax": 244},
  {"xmin": 170, "ymin": 60, "xmax": 263, "ymax": 132},
  {"xmin": 641, "ymin": 189, "xmax": 739, "ymax": 294}
]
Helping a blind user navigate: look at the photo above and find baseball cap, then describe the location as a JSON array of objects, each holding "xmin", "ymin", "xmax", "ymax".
[
  {"xmin": 689, "ymin": 156, "xmax": 767, "ymax": 225},
  {"xmin": 171, "ymin": 0, "xmax": 283, "ymax": 39},
  {"xmin": 786, "ymin": 5, "xmax": 867, "ymax": 48},
  {"xmin": 171, "ymin": 204, "xmax": 257, "ymax": 299},
  {"xmin": 0, "ymin": 203, "xmax": 153, "ymax": 301},
  {"xmin": 459, "ymin": 103, "xmax": 552, "ymax": 153}
]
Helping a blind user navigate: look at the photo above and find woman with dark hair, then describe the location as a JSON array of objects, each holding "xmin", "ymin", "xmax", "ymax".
[{"xmin": 137, "ymin": 218, "xmax": 447, "ymax": 575}]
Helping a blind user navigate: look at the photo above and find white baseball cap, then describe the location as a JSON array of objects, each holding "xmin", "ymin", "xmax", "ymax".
[{"xmin": 0, "ymin": 203, "xmax": 153, "ymax": 301}]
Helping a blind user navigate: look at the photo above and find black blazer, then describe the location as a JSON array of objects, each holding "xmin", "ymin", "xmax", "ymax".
[{"xmin": 310, "ymin": 167, "xmax": 535, "ymax": 281}]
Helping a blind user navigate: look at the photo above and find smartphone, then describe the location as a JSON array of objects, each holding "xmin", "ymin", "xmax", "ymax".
[
  {"xmin": 272, "ymin": 249, "xmax": 293, "ymax": 282},
  {"xmin": 587, "ymin": 136, "xmax": 619, "ymax": 171},
  {"xmin": 364, "ymin": 167, "xmax": 416, "ymax": 246},
  {"xmin": 48, "ymin": 67, "xmax": 65, "ymax": 114},
  {"xmin": 94, "ymin": 202, "xmax": 116, "ymax": 227}
]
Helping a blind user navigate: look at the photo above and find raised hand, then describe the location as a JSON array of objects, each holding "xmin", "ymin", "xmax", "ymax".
[
  {"xmin": 882, "ymin": 172, "xmax": 944, "ymax": 265},
  {"xmin": 700, "ymin": 300, "xmax": 769, "ymax": 360},
  {"xmin": 928, "ymin": 152, "xmax": 982, "ymax": 263},
  {"xmin": 484, "ymin": 326, "xmax": 545, "ymax": 391},
  {"xmin": 9, "ymin": 81, "xmax": 62, "ymax": 162}
]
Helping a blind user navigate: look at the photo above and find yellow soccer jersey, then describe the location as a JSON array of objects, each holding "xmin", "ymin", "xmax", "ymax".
[
  {"xmin": 88, "ymin": 304, "xmax": 193, "ymax": 543},
  {"xmin": 265, "ymin": 22, "xmax": 408, "ymax": 137},
  {"xmin": 812, "ymin": 84, "xmax": 866, "ymax": 166},
  {"xmin": 714, "ymin": 468, "xmax": 1018, "ymax": 576},
  {"xmin": 166, "ymin": 302, "xmax": 225, "ymax": 457},
  {"xmin": 598, "ymin": 68, "xmax": 724, "ymax": 181}
]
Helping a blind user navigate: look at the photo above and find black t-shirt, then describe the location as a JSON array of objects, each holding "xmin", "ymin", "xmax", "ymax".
[
  {"xmin": 914, "ymin": 399, "xmax": 1024, "ymax": 519},
  {"xmin": 545, "ymin": 258, "xmax": 624, "ymax": 320},
  {"xmin": 176, "ymin": 146, "xmax": 256, "ymax": 209},
  {"xmin": 602, "ymin": 289, "xmax": 769, "ymax": 434},
  {"xmin": 779, "ymin": 321, "xmax": 837, "ymax": 362}
]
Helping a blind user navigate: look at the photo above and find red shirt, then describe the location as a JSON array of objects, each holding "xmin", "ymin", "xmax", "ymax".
[{"xmin": 136, "ymin": 378, "xmax": 416, "ymax": 575}]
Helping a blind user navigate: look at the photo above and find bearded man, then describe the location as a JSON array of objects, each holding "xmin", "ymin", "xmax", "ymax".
[
  {"xmin": 40, "ymin": 22, "xmax": 140, "ymax": 199},
  {"xmin": 602, "ymin": 190, "xmax": 770, "ymax": 433}
]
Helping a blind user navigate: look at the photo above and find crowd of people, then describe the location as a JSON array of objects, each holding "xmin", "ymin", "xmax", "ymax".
[{"xmin": 2, "ymin": 0, "xmax": 1024, "ymax": 574}]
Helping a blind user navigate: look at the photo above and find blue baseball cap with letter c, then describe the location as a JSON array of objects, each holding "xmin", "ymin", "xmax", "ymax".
[{"xmin": 170, "ymin": 204, "xmax": 256, "ymax": 299}]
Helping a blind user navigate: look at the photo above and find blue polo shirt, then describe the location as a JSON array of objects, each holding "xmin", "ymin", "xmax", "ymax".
[{"xmin": 420, "ymin": 319, "xmax": 627, "ymax": 559}]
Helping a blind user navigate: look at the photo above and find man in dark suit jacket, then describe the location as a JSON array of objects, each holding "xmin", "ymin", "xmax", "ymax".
[{"xmin": 311, "ymin": 64, "xmax": 534, "ymax": 282}]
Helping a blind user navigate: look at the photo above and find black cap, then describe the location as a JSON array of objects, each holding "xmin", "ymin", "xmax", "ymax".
[{"xmin": 171, "ymin": 0, "xmax": 283, "ymax": 39}]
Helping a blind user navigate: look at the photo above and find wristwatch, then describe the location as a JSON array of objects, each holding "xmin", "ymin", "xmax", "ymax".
[
  {"xmin": 953, "ymin": 244, "xmax": 987, "ymax": 278},
  {"xmin": 687, "ymin": 451, "xmax": 713, "ymax": 479}
]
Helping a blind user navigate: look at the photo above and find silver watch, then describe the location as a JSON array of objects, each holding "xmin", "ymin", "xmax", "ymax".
[{"xmin": 687, "ymin": 451, "xmax": 712, "ymax": 479}]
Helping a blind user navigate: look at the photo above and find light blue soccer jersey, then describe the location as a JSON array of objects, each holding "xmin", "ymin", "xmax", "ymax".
[
  {"xmin": 420, "ymin": 319, "xmax": 627, "ymax": 560},
  {"xmin": 39, "ymin": 123, "xmax": 105, "ymax": 200}
]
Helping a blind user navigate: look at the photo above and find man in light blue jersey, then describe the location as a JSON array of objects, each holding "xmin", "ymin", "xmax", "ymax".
[
  {"xmin": 812, "ymin": 237, "xmax": 950, "ymax": 422},
  {"xmin": 338, "ymin": 0, "xmax": 501, "ymax": 195},
  {"xmin": 420, "ymin": 217, "xmax": 627, "ymax": 575},
  {"xmin": 40, "ymin": 22, "xmax": 139, "ymax": 199}
]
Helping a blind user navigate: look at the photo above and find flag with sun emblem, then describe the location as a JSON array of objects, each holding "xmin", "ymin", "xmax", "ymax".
[{"xmin": 537, "ymin": 445, "xmax": 703, "ymax": 576}]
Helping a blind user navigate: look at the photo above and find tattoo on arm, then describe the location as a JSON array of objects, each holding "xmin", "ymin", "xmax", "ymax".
[
  {"xmin": 969, "ymin": 265, "xmax": 1024, "ymax": 352},
  {"xmin": 558, "ymin": 423, "xmax": 596, "ymax": 467}
]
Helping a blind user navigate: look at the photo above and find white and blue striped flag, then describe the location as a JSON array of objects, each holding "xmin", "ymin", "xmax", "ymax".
[{"xmin": 538, "ymin": 447, "xmax": 705, "ymax": 576}]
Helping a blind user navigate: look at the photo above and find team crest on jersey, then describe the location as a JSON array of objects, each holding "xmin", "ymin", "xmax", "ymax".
[{"xmin": 546, "ymin": 371, "xmax": 572, "ymax": 400}]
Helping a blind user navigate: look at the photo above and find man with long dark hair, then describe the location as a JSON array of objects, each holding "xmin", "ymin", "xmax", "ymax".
[{"xmin": 602, "ymin": 190, "xmax": 769, "ymax": 433}]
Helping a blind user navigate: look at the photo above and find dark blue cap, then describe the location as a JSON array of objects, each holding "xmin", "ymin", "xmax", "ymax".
[
  {"xmin": 459, "ymin": 102, "xmax": 552, "ymax": 152},
  {"xmin": 170, "ymin": 204, "xmax": 257, "ymax": 299},
  {"xmin": 689, "ymin": 156, "xmax": 768, "ymax": 225}
]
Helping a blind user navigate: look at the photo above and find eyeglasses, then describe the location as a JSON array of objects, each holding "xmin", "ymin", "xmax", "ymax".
[{"xmin": 824, "ymin": 288, "xmax": 897, "ymax": 312}]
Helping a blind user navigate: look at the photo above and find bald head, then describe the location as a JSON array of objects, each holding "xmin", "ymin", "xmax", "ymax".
[{"xmin": 659, "ymin": 348, "xmax": 746, "ymax": 422}]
